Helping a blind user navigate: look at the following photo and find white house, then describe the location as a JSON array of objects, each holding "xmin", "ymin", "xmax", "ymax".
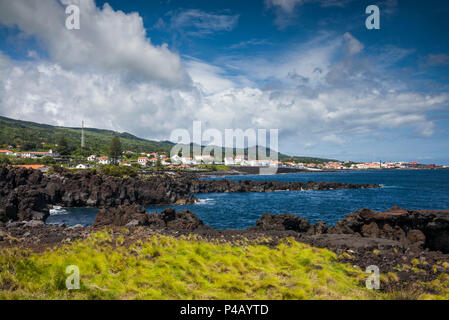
[
  {"xmin": 234, "ymin": 155, "xmax": 247, "ymax": 165},
  {"xmin": 180, "ymin": 157, "xmax": 194, "ymax": 165},
  {"xmin": 76, "ymin": 164, "xmax": 93, "ymax": 169},
  {"xmin": 224, "ymin": 157, "xmax": 235, "ymax": 166},
  {"xmin": 270, "ymin": 161, "xmax": 282, "ymax": 168},
  {"xmin": 194, "ymin": 155, "xmax": 215, "ymax": 164},
  {"xmin": 87, "ymin": 155, "xmax": 97, "ymax": 162},
  {"xmin": 171, "ymin": 155, "xmax": 182, "ymax": 164},
  {"xmin": 16, "ymin": 149, "xmax": 59, "ymax": 158},
  {"xmin": 0, "ymin": 149, "xmax": 13, "ymax": 156},
  {"xmin": 98, "ymin": 157, "xmax": 110, "ymax": 165},
  {"xmin": 138, "ymin": 157, "xmax": 148, "ymax": 166}
]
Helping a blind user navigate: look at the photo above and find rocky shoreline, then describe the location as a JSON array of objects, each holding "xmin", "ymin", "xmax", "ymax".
[
  {"xmin": 2, "ymin": 205, "xmax": 449, "ymax": 292},
  {"xmin": 3, "ymin": 166, "xmax": 449, "ymax": 292},
  {"xmin": 0, "ymin": 166, "xmax": 379, "ymax": 222}
]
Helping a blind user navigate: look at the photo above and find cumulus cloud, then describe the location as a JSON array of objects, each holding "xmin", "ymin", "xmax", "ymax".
[
  {"xmin": 185, "ymin": 59, "xmax": 236, "ymax": 94},
  {"xmin": 0, "ymin": 0, "xmax": 190, "ymax": 87},
  {"xmin": 0, "ymin": 1, "xmax": 447, "ymax": 155}
]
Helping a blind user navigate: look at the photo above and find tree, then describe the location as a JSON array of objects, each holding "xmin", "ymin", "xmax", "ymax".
[
  {"xmin": 108, "ymin": 136, "xmax": 122, "ymax": 165},
  {"xmin": 155, "ymin": 158, "xmax": 163, "ymax": 170},
  {"xmin": 0, "ymin": 155, "xmax": 11, "ymax": 166},
  {"xmin": 56, "ymin": 136, "xmax": 70, "ymax": 156}
]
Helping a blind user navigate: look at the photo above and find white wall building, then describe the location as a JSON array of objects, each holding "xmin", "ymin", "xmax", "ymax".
[
  {"xmin": 98, "ymin": 157, "xmax": 110, "ymax": 165},
  {"xmin": 138, "ymin": 157, "xmax": 148, "ymax": 166},
  {"xmin": 224, "ymin": 157, "xmax": 235, "ymax": 166},
  {"xmin": 76, "ymin": 164, "xmax": 93, "ymax": 169},
  {"xmin": 180, "ymin": 157, "xmax": 194, "ymax": 165},
  {"xmin": 0, "ymin": 149, "xmax": 13, "ymax": 156},
  {"xmin": 194, "ymin": 155, "xmax": 215, "ymax": 164},
  {"xmin": 234, "ymin": 155, "xmax": 247, "ymax": 165}
]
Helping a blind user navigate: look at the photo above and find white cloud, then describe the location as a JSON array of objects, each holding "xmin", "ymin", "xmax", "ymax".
[
  {"xmin": 0, "ymin": 0, "xmax": 190, "ymax": 87},
  {"xmin": 265, "ymin": 0, "xmax": 357, "ymax": 28},
  {"xmin": 343, "ymin": 32, "xmax": 364, "ymax": 55},
  {"xmin": 322, "ymin": 134, "xmax": 345, "ymax": 144},
  {"xmin": 170, "ymin": 9, "xmax": 239, "ymax": 36},
  {"xmin": 265, "ymin": 0, "xmax": 308, "ymax": 14},
  {"xmin": 0, "ymin": 2, "xmax": 447, "ymax": 157},
  {"xmin": 185, "ymin": 59, "xmax": 236, "ymax": 95}
]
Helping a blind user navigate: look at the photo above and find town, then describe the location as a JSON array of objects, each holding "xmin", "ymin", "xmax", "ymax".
[{"xmin": 0, "ymin": 145, "xmax": 445, "ymax": 173}]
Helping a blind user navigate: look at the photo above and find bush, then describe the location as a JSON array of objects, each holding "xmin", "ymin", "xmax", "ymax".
[{"xmin": 99, "ymin": 165, "xmax": 137, "ymax": 177}]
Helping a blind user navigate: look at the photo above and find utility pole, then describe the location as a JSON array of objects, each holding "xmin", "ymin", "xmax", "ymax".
[{"xmin": 81, "ymin": 120, "xmax": 85, "ymax": 148}]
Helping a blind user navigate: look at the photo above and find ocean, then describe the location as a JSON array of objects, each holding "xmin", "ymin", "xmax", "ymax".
[{"xmin": 46, "ymin": 169, "xmax": 449, "ymax": 229}]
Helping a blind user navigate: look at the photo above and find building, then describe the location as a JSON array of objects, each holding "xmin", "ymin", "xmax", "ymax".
[
  {"xmin": 224, "ymin": 157, "xmax": 235, "ymax": 166},
  {"xmin": 269, "ymin": 160, "xmax": 282, "ymax": 168},
  {"xmin": 16, "ymin": 149, "xmax": 59, "ymax": 158},
  {"xmin": 13, "ymin": 165, "xmax": 49, "ymax": 172},
  {"xmin": 0, "ymin": 149, "xmax": 13, "ymax": 156},
  {"xmin": 171, "ymin": 155, "xmax": 182, "ymax": 164},
  {"xmin": 98, "ymin": 157, "xmax": 110, "ymax": 165},
  {"xmin": 87, "ymin": 155, "xmax": 97, "ymax": 162},
  {"xmin": 180, "ymin": 157, "xmax": 194, "ymax": 165},
  {"xmin": 138, "ymin": 157, "xmax": 148, "ymax": 166},
  {"xmin": 234, "ymin": 155, "xmax": 247, "ymax": 165},
  {"xmin": 76, "ymin": 164, "xmax": 93, "ymax": 169},
  {"xmin": 194, "ymin": 155, "xmax": 215, "ymax": 164}
]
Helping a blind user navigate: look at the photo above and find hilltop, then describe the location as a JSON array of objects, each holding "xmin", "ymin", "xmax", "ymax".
[
  {"xmin": 0, "ymin": 115, "xmax": 174, "ymax": 155},
  {"xmin": 0, "ymin": 115, "xmax": 335, "ymax": 162}
]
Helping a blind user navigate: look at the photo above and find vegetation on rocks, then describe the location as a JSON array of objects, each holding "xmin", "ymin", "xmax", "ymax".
[{"xmin": 0, "ymin": 231, "xmax": 375, "ymax": 300}]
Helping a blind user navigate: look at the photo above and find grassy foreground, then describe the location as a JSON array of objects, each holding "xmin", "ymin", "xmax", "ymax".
[{"xmin": 0, "ymin": 230, "xmax": 448, "ymax": 300}]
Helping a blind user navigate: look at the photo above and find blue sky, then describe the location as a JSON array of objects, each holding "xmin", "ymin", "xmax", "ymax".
[{"xmin": 0, "ymin": 0, "xmax": 448, "ymax": 163}]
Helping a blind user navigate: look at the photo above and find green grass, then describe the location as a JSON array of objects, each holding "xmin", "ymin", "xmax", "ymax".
[
  {"xmin": 0, "ymin": 231, "xmax": 378, "ymax": 300},
  {"xmin": 0, "ymin": 115, "xmax": 173, "ymax": 155}
]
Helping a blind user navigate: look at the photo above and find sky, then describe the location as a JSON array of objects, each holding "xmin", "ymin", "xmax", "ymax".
[{"xmin": 0, "ymin": 0, "xmax": 448, "ymax": 164}]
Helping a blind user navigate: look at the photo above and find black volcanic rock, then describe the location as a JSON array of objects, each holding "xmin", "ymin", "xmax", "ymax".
[
  {"xmin": 255, "ymin": 207, "xmax": 449, "ymax": 253},
  {"xmin": 93, "ymin": 205, "xmax": 208, "ymax": 231},
  {"xmin": 0, "ymin": 166, "xmax": 380, "ymax": 223},
  {"xmin": 253, "ymin": 213, "xmax": 311, "ymax": 232}
]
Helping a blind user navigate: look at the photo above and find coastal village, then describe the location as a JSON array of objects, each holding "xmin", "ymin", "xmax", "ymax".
[{"xmin": 0, "ymin": 147, "xmax": 444, "ymax": 172}]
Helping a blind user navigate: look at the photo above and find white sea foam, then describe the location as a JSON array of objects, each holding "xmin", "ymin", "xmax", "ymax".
[
  {"xmin": 197, "ymin": 198, "xmax": 215, "ymax": 205},
  {"xmin": 49, "ymin": 208, "xmax": 68, "ymax": 216}
]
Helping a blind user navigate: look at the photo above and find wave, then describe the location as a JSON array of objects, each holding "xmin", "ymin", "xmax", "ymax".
[
  {"xmin": 196, "ymin": 198, "xmax": 215, "ymax": 205},
  {"xmin": 49, "ymin": 208, "xmax": 69, "ymax": 216}
]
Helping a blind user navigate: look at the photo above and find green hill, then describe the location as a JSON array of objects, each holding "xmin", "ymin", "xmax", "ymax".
[
  {"xmin": 0, "ymin": 116, "xmax": 174, "ymax": 155},
  {"xmin": 0, "ymin": 115, "xmax": 335, "ymax": 163}
]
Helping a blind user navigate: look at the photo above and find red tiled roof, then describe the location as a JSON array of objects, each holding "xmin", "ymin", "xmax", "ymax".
[{"xmin": 13, "ymin": 165, "xmax": 47, "ymax": 170}]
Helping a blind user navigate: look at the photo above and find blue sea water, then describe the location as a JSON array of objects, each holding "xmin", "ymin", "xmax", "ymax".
[{"xmin": 46, "ymin": 169, "xmax": 449, "ymax": 229}]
